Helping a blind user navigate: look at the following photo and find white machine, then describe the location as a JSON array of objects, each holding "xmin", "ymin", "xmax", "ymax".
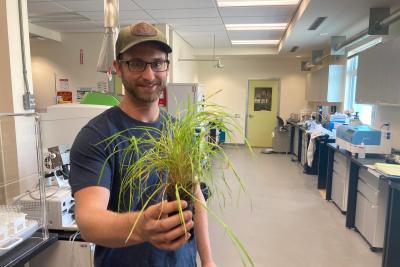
[
  {"xmin": 336, "ymin": 124, "xmax": 391, "ymax": 158},
  {"xmin": 37, "ymin": 103, "xmax": 111, "ymax": 230},
  {"xmin": 29, "ymin": 104, "xmax": 110, "ymax": 266},
  {"xmin": 40, "ymin": 103, "xmax": 111, "ymax": 149},
  {"xmin": 166, "ymin": 83, "xmax": 204, "ymax": 117},
  {"xmin": 16, "ymin": 186, "xmax": 75, "ymax": 230}
]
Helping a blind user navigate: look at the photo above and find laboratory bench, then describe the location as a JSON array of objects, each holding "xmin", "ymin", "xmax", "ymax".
[
  {"xmin": 28, "ymin": 228, "xmax": 94, "ymax": 267},
  {"xmin": 326, "ymin": 143, "xmax": 400, "ymax": 267},
  {"xmin": 0, "ymin": 232, "xmax": 58, "ymax": 267},
  {"xmin": 287, "ymin": 121, "xmax": 334, "ymax": 181}
]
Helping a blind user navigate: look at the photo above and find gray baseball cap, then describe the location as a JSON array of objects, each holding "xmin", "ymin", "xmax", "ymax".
[{"xmin": 115, "ymin": 22, "xmax": 172, "ymax": 57}]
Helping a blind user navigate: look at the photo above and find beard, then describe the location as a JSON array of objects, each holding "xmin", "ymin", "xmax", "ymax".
[{"xmin": 122, "ymin": 77, "xmax": 165, "ymax": 104}]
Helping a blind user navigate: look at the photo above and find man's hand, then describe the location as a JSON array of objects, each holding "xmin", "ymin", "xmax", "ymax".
[{"xmin": 135, "ymin": 200, "xmax": 194, "ymax": 251}]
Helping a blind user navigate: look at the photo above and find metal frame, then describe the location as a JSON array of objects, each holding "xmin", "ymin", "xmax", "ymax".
[
  {"xmin": 0, "ymin": 112, "xmax": 48, "ymax": 239},
  {"xmin": 335, "ymin": 7, "xmax": 400, "ymax": 51}
]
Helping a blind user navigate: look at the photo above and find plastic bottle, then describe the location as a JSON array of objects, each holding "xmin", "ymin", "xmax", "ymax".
[{"xmin": 359, "ymin": 142, "xmax": 366, "ymax": 159}]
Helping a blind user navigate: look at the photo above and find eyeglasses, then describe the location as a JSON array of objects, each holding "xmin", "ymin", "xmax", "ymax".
[{"xmin": 119, "ymin": 59, "xmax": 170, "ymax": 72}]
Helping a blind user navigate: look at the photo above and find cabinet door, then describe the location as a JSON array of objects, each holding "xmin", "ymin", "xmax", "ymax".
[
  {"xmin": 356, "ymin": 43, "xmax": 384, "ymax": 104},
  {"xmin": 327, "ymin": 65, "xmax": 345, "ymax": 102},
  {"xmin": 355, "ymin": 192, "xmax": 367, "ymax": 236},
  {"xmin": 319, "ymin": 66, "xmax": 328, "ymax": 101},
  {"xmin": 305, "ymin": 72, "xmax": 313, "ymax": 101},
  {"xmin": 381, "ymin": 38, "xmax": 400, "ymax": 105},
  {"xmin": 306, "ymin": 70, "xmax": 321, "ymax": 102}
]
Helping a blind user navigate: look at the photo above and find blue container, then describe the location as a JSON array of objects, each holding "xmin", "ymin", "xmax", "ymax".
[{"xmin": 218, "ymin": 130, "xmax": 225, "ymax": 143}]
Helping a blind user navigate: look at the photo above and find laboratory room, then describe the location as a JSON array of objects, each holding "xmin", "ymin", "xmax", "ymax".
[{"xmin": 1, "ymin": 0, "xmax": 400, "ymax": 266}]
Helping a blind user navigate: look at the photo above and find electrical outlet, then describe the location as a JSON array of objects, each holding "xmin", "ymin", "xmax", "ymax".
[{"xmin": 23, "ymin": 92, "xmax": 36, "ymax": 110}]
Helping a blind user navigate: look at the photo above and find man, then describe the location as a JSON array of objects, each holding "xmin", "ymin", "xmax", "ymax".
[{"xmin": 70, "ymin": 22, "xmax": 216, "ymax": 267}]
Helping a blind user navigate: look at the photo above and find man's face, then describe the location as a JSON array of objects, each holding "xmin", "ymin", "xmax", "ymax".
[{"xmin": 115, "ymin": 42, "xmax": 168, "ymax": 104}]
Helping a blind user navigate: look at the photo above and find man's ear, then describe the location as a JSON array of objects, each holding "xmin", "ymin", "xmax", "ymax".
[{"xmin": 113, "ymin": 60, "xmax": 122, "ymax": 77}]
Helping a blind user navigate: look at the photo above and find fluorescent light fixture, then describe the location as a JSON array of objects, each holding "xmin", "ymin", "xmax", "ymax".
[
  {"xmin": 231, "ymin": 40, "xmax": 279, "ymax": 45},
  {"xmin": 347, "ymin": 37, "xmax": 383, "ymax": 57},
  {"xmin": 226, "ymin": 23, "xmax": 287, "ymax": 30},
  {"xmin": 218, "ymin": 0, "xmax": 299, "ymax": 7}
]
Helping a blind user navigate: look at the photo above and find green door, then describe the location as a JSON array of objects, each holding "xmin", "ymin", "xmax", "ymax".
[{"xmin": 247, "ymin": 80, "xmax": 279, "ymax": 147}]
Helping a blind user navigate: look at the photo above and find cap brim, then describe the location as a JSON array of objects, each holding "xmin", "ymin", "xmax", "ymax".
[{"xmin": 120, "ymin": 39, "xmax": 172, "ymax": 55}]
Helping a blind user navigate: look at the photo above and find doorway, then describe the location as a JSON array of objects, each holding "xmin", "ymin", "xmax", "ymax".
[{"xmin": 246, "ymin": 79, "xmax": 279, "ymax": 147}]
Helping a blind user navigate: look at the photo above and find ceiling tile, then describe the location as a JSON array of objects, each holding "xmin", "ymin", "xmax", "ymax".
[
  {"xmin": 78, "ymin": 10, "xmax": 152, "ymax": 22},
  {"xmin": 228, "ymin": 30, "xmax": 283, "ymax": 40},
  {"xmin": 147, "ymin": 8, "xmax": 219, "ymax": 19},
  {"xmin": 28, "ymin": 2, "xmax": 71, "ymax": 15},
  {"xmin": 219, "ymin": 6, "xmax": 297, "ymax": 17},
  {"xmin": 56, "ymin": 0, "xmax": 141, "ymax": 12},
  {"xmin": 36, "ymin": 20, "xmax": 104, "ymax": 31},
  {"xmin": 222, "ymin": 15, "xmax": 291, "ymax": 24},
  {"xmin": 56, "ymin": 1, "xmax": 104, "ymax": 12},
  {"xmin": 173, "ymin": 24, "xmax": 226, "ymax": 32},
  {"xmin": 181, "ymin": 35, "xmax": 231, "ymax": 48},
  {"xmin": 119, "ymin": 0, "xmax": 142, "ymax": 10},
  {"xmin": 132, "ymin": 0, "xmax": 215, "ymax": 9},
  {"xmin": 76, "ymin": 11, "xmax": 104, "ymax": 21},
  {"xmin": 157, "ymin": 17, "xmax": 222, "ymax": 27}
]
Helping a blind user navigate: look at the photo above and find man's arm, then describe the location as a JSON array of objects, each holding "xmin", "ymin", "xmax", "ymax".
[
  {"xmin": 194, "ymin": 184, "xmax": 217, "ymax": 267},
  {"xmin": 74, "ymin": 186, "xmax": 194, "ymax": 250}
]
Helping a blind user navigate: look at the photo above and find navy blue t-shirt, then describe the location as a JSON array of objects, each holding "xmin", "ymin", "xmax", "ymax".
[{"xmin": 69, "ymin": 106, "xmax": 197, "ymax": 267}]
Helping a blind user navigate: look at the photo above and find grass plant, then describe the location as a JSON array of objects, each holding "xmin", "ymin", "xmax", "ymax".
[{"xmin": 98, "ymin": 99, "xmax": 254, "ymax": 266}]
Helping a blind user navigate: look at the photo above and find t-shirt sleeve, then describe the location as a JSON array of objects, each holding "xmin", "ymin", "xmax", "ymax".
[{"xmin": 69, "ymin": 126, "xmax": 112, "ymax": 196}]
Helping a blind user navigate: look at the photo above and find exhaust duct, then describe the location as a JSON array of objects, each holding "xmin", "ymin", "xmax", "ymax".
[{"xmin": 97, "ymin": 0, "xmax": 119, "ymax": 74}]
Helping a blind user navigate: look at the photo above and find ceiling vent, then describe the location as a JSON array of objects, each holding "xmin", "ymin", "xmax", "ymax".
[
  {"xmin": 308, "ymin": 17, "xmax": 327, "ymax": 30},
  {"xmin": 290, "ymin": 46, "xmax": 299, "ymax": 52}
]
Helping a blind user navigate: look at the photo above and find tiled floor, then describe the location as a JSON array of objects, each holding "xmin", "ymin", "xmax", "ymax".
[{"xmin": 206, "ymin": 147, "xmax": 382, "ymax": 267}]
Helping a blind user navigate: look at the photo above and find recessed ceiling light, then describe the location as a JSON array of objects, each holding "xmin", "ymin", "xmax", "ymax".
[
  {"xmin": 226, "ymin": 23, "xmax": 287, "ymax": 30},
  {"xmin": 296, "ymin": 55, "xmax": 302, "ymax": 58},
  {"xmin": 231, "ymin": 40, "xmax": 279, "ymax": 45},
  {"xmin": 319, "ymin": 32, "xmax": 329, "ymax": 36},
  {"xmin": 218, "ymin": 0, "xmax": 300, "ymax": 7}
]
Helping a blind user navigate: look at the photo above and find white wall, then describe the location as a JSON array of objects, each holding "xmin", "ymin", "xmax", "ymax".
[
  {"xmin": 169, "ymin": 31, "xmax": 198, "ymax": 83},
  {"xmin": 31, "ymin": 31, "xmax": 200, "ymax": 109},
  {"xmin": 30, "ymin": 33, "xmax": 109, "ymax": 110},
  {"xmin": 0, "ymin": 0, "xmax": 38, "ymax": 203},
  {"xmin": 374, "ymin": 106, "xmax": 400, "ymax": 150},
  {"xmin": 198, "ymin": 56, "xmax": 307, "ymax": 143}
]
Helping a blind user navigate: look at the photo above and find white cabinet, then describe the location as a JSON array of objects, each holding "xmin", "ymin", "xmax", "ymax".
[
  {"xmin": 305, "ymin": 65, "xmax": 345, "ymax": 102},
  {"xmin": 30, "ymin": 240, "xmax": 95, "ymax": 267},
  {"xmin": 331, "ymin": 152, "xmax": 350, "ymax": 212},
  {"xmin": 166, "ymin": 83, "xmax": 204, "ymax": 117},
  {"xmin": 355, "ymin": 168, "xmax": 389, "ymax": 249},
  {"xmin": 356, "ymin": 37, "xmax": 400, "ymax": 105}
]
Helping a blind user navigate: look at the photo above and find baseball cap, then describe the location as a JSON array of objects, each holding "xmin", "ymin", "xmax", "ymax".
[{"xmin": 115, "ymin": 22, "xmax": 172, "ymax": 57}]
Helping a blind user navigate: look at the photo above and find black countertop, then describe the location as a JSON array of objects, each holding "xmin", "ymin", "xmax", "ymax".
[
  {"xmin": 0, "ymin": 232, "xmax": 58, "ymax": 267},
  {"xmin": 327, "ymin": 143, "xmax": 400, "ymax": 183}
]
